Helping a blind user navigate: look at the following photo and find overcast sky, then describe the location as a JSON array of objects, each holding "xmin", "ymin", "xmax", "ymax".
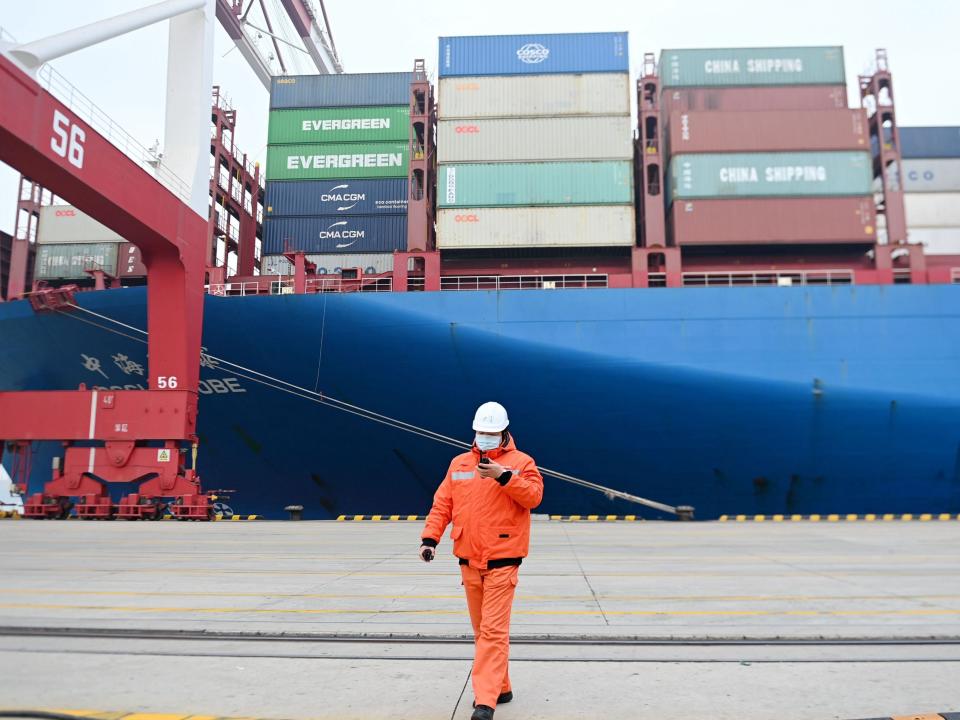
[{"xmin": 1, "ymin": 0, "xmax": 957, "ymax": 235}]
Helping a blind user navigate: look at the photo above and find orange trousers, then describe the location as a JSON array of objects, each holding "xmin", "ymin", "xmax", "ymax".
[{"xmin": 460, "ymin": 564, "xmax": 519, "ymax": 708}]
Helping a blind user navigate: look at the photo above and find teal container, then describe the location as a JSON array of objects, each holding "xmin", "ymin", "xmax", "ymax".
[
  {"xmin": 268, "ymin": 106, "xmax": 410, "ymax": 144},
  {"xmin": 668, "ymin": 151, "xmax": 873, "ymax": 202},
  {"xmin": 438, "ymin": 161, "xmax": 632, "ymax": 207},
  {"xmin": 266, "ymin": 142, "xmax": 409, "ymax": 180},
  {"xmin": 659, "ymin": 47, "xmax": 845, "ymax": 88}
]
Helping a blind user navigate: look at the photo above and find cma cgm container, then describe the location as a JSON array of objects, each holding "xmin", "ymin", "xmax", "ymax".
[
  {"xmin": 670, "ymin": 197, "xmax": 876, "ymax": 245},
  {"xmin": 437, "ymin": 206, "xmax": 635, "ymax": 248},
  {"xmin": 266, "ymin": 179, "xmax": 408, "ymax": 216},
  {"xmin": 270, "ymin": 72, "xmax": 413, "ymax": 109},
  {"xmin": 438, "ymin": 74, "xmax": 630, "ymax": 118},
  {"xmin": 439, "ymin": 32, "xmax": 628, "ymax": 77},
  {"xmin": 261, "ymin": 253, "xmax": 395, "ymax": 276},
  {"xmin": 38, "ymin": 205, "xmax": 122, "ymax": 244},
  {"xmin": 660, "ymin": 85, "xmax": 848, "ymax": 114},
  {"xmin": 907, "ymin": 227, "xmax": 960, "ymax": 255},
  {"xmin": 902, "ymin": 159, "xmax": 960, "ymax": 192},
  {"xmin": 34, "ymin": 242, "xmax": 118, "ymax": 279},
  {"xmin": 899, "ymin": 127, "xmax": 960, "ymax": 159},
  {"xmin": 660, "ymin": 47, "xmax": 845, "ymax": 88},
  {"xmin": 266, "ymin": 142, "xmax": 409, "ymax": 181},
  {"xmin": 268, "ymin": 106, "xmax": 410, "ymax": 145},
  {"xmin": 439, "ymin": 161, "xmax": 632, "ymax": 207},
  {"xmin": 262, "ymin": 215, "xmax": 407, "ymax": 254},
  {"xmin": 904, "ymin": 193, "xmax": 960, "ymax": 227},
  {"xmin": 666, "ymin": 110, "xmax": 868, "ymax": 154},
  {"xmin": 668, "ymin": 151, "xmax": 872, "ymax": 202},
  {"xmin": 438, "ymin": 116, "xmax": 633, "ymax": 163}
]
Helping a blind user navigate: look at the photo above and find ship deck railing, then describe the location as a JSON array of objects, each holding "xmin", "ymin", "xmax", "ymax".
[
  {"xmin": 439, "ymin": 274, "xmax": 608, "ymax": 291},
  {"xmin": 681, "ymin": 269, "xmax": 855, "ymax": 287}
]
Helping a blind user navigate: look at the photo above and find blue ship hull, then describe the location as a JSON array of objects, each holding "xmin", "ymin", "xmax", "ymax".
[{"xmin": 2, "ymin": 284, "xmax": 959, "ymax": 519}]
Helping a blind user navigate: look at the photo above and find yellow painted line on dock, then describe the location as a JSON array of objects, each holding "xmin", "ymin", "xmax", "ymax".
[
  {"xmin": 335, "ymin": 515, "xmax": 426, "ymax": 521},
  {"xmin": 717, "ymin": 513, "xmax": 958, "ymax": 522}
]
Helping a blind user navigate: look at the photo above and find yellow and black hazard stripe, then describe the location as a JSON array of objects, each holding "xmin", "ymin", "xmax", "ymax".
[
  {"xmin": 718, "ymin": 513, "xmax": 960, "ymax": 522},
  {"xmin": 336, "ymin": 514, "xmax": 427, "ymax": 521},
  {"xmin": 0, "ymin": 509, "xmax": 22, "ymax": 519},
  {"xmin": 548, "ymin": 515, "xmax": 641, "ymax": 522}
]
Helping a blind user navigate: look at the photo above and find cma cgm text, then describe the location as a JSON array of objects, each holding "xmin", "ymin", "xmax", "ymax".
[
  {"xmin": 286, "ymin": 153, "xmax": 402, "ymax": 170},
  {"xmin": 719, "ymin": 166, "xmax": 828, "ymax": 183},
  {"xmin": 705, "ymin": 58, "xmax": 804, "ymax": 74}
]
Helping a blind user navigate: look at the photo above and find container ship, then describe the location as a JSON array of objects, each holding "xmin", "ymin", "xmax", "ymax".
[{"xmin": 2, "ymin": 36, "xmax": 959, "ymax": 520}]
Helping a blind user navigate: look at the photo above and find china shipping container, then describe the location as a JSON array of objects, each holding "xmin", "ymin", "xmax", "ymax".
[
  {"xmin": 269, "ymin": 72, "xmax": 413, "ymax": 110},
  {"xmin": 438, "ymin": 74, "xmax": 630, "ymax": 119},
  {"xmin": 899, "ymin": 127, "xmax": 960, "ymax": 159},
  {"xmin": 38, "ymin": 205, "xmax": 123, "ymax": 244},
  {"xmin": 117, "ymin": 243, "xmax": 147, "ymax": 277},
  {"xmin": 667, "ymin": 151, "xmax": 873, "ymax": 202},
  {"xmin": 262, "ymin": 215, "xmax": 407, "ymax": 254},
  {"xmin": 437, "ymin": 206, "xmax": 635, "ymax": 248},
  {"xmin": 906, "ymin": 227, "xmax": 960, "ymax": 255},
  {"xmin": 659, "ymin": 47, "xmax": 845, "ymax": 88},
  {"xmin": 904, "ymin": 193, "xmax": 960, "ymax": 227},
  {"xmin": 34, "ymin": 242, "xmax": 119, "ymax": 279},
  {"xmin": 261, "ymin": 253, "xmax": 395, "ymax": 276},
  {"xmin": 902, "ymin": 159, "xmax": 960, "ymax": 192},
  {"xmin": 439, "ymin": 32, "xmax": 628, "ymax": 77},
  {"xmin": 665, "ymin": 110, "xmax": 868, "ymax": 155},
  {"xmin": 669, "ymin": 197, "xmax": 876, "ymax": 245},
  {"xmin": 439, "ymin": 161, "xmax": 632, "ymax": 207},
  {"xmin": 437, "ymin": 116, "xmax": 633, "ymax": 163},
  {"xmin": 266, "ymin": 142, "xmax": 409, "ymax": 181},
  {"xmin": 659, "ymin": 85, "xmax": 848, "ymax": 114},
  {"xmin": 265, "ymin": 178, "xmax": 408, "ymax": 216}
]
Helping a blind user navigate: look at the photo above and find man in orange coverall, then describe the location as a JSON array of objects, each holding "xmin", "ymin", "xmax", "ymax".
[{"xmin": 419, "ymin": 401, "xmax": 544, "ymax": 720}]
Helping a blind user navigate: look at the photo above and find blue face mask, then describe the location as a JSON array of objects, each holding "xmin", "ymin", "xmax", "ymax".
[{"xmin": 475, "ymin": 434, "xmax": 500, "ymax": 451}]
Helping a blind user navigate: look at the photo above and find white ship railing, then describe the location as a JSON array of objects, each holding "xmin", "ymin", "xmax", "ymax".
[
  {"xmin": 305, "ymin": 277, "xmax": 393, "ymax": 293},
  {"xmin": 440, "ymin": 274, "xmax": 608, "ymax": 291},
  {"xmin": 682, "ymin": 269, "xmax": 855, "ymax": 287}
]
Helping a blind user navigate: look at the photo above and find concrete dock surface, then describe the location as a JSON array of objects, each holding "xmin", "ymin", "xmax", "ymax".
[{"xmin": 0, "ymin": 519, "xmax": 958, "ymax": 719}]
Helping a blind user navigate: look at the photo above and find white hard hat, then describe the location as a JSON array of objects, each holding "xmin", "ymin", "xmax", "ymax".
[{"xmin": 472, "ymin": 401, "xmax": 509, "ymax": 432}]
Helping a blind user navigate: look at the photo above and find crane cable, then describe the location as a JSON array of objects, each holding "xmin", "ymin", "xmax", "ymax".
[{"xmin": 54, "ymin": 302, "xmax": 681, "ymax": 516}]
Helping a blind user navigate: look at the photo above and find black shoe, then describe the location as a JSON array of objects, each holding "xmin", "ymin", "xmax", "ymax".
[
  {"xmin": 473, "ymin": 692, "xmax": 513, "ymax": 708},
  {"xmin": 471, "ymin": 706, "xmax": 494, "ymax": 720}
]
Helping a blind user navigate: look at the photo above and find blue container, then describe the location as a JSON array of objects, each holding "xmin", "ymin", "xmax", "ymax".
[
  {"xmin": 265, "ymin": 179, "xmax": 409, "ymax": 217},
  {"xmin": 438, "ymin": 32, "xmax": 628, "ymax": 77},
  {"xmin": 263, "ymin": 215, "xmax": 407, "ymax": 254},
  {"xmin": 270, "ymin": 72, "xmax": 413, "ymax": 109},
  {"xmin": 899, "ymin": 127, "xmax": 960, "ymax": 159}
]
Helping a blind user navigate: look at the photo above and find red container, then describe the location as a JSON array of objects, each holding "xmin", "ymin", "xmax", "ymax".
[
  {"xmin": 117, "ymin": 243, "xmax": 147, "ymax": 277},
  {"xmin": 660, "ymin": 85, "xmax": 848, "ymax": 114},
  {"xmin": 666, "ymin": 109, "xmax": 868, "ymax": 155},
  {"xmin": 670, "ymin": 197, "xmax": 877, "ymax": 245}
]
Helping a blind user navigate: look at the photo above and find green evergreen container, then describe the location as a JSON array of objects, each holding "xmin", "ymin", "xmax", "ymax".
[
  {"xmin": 438, "ymin": 161, "xmax": 632, "ymax": 207},
  {"xmin": 660, "ymin": 47, "xmax": 845, "ymax": 88},
  {"xmin": 668, "ymin": 151, "xmax": 872, "ymax": 202},
  {"xmin": 268, "ymin": 106, "xmax": 410, "ymax": 144},
  {"xmin": 266, "ymin": 142, "xmax": 409, "ymax": 180}
]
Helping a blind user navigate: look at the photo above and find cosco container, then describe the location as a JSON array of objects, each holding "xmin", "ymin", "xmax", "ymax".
[
  {"xmin": 438, "ymin": 116, "xmax": 633, "ymax": 163},
  {"xmin": 265, "ymin": 179, "xmax": 408, "ymax": 216},
  {"xmin": 269, "ymin": 72, "xmax": 413, "ymax": 109},
  {"xmin": 899, "ymin": 127, "xmax": 960, "ymax": 159},
  {"xmin": 38, "ymin": 205, "xmax": 123, "ymax": 244},
  {"xmin": 666, "ymin": 110, "xmax": 868, "ymax": 155},
  {"xmin": 902, "ymin": 159, "xmax": 960, "ymax": 193},
  {"xmin": 266, "ymin": 142, "xmax": 409, "ymax": 181},
  {"xmin": 438, "ymin": 74, "xmax": 630, "ymax": 119},
  {"xmin": 439, "ymin": 32, "xmax": 628, "ymax": 77},
  {"xmin": 262, "ymin": 215, "xmax": 407, "ymax": 254},
  {"xmin": 34, "ymin": 242, "xmax": 119, "ymax": 279},
  {"xmin": 667, "ymin": 151, "xmax": 872, "ymax": 202},
  {"xmin": 437, "ymin": 206, "xmax": 635, "ymax": 248},
  {"xmin": 261, "ymin": 253, "xmax": 395, "ymax": 276},
  {"xmin": 659, "ymin": 47, "xmax": 845, "ymax": 88},
  {"xmin": 438, "ymin": 161, "xmax": 632, "ymax": 208},
  {"xmin": 904, "ymin": 193, "xmax": 960, "ymax": 227},
  {"xmin": 669, "ymin": 197, "xmax": 876, "ymax": 245},
  {"xmin": 906, "ymin": 227, "xmax": 960, "ymax": 255},
  {"xmin": 660, "ymin": 85, "xmax": 848, "ymax": 114},
  {"xmin": 268, "ymin": 106, "xmax": 410, "ymax": 145}
]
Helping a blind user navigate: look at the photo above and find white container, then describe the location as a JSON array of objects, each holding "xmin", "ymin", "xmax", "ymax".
[
  {"xmin": 38, "ymin": 205, "xmax": 123, "ymax": 244},
  {"xmin": 438, "ymin": 73, "xmax": 630, "ymax": 119},
  {"xmin": 437, "ymin": 206, "xmax": 635, "ymax": 249},
  {"xmin": 904, "ymin": 193, "xmax": 960, "ymax": 227},
  {"xmin": 437, "ymin": 116, "xmax": 633, "ymax": 163},
  {"xmin": 902, "ymin": 159, "xmax": 960, "ymax": 193},
  {"xmin": 906, "ymin": 227, "xmax": 960, "ymax": 255},
  {"xmin": 261, "ymin": 253, "xmax": 395, "ymax": 275}
]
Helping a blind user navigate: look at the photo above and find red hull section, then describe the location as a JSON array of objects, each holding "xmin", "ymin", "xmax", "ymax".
[{"xmin": 661, "ymin": 85, "xmax": 849, "ymax": 114}]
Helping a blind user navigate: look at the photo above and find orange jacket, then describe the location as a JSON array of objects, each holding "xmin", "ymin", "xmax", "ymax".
[{"xmin": 422, "ymin": 436, "xmax": 543, "ymax": 569}]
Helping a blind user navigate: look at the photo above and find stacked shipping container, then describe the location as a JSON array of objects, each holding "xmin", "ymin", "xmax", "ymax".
[
  {"xmin": 263, "ymin": 73, "xmax": 413, "ymax": 275},
  {"xmin": 901, "ymin": 126, "xmax": 960, "ymax": 255},
  {"xmin": 660, "ymin": 47, "xmax": 877, "ymax": 246},
  {"xmin": 436, "ymin": 32, "xmax": 635, "ymax": 249}
]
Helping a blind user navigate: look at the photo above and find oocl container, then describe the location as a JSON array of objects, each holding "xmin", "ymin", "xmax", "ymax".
[
  {"xmin": 261, "ymin": 253, "xmax": 395, "ymax": 276},
  {"xmin": 262, "ymin": 215, "xmax": 407, "ymax": 254},
  {"xmin": 266, "ymin": 142, "xmax": 409, "ymax": 181},
  {"xmin": 438, "ymin": 116, "xmax": 633, "ymax": 163},
  {"xmin": 268, "ymin": 106, "xmax": 410, "ymax": 145},
  {"xmin": 38, "ymin": 205, "xmax": 123, "ymax": 244},
  {"xmin": 265, "ymin": 178, "xmax": 408, "ymax": 216},
  {"xmin": 269, "ymin": 72, "xmax": 413, "ymax": 110},
  {"xmin": 438, "ymin": 74, "xmax": 630, "ymax": 118},
  {"xmin": 660, "ymin": 47, "xmax": 845, "ymax": 88},
  {"xmin": 904, "ymin": 193, "xmax": 960, "ymax": 227},
  {"xmin": 437, "ymin": 206, "xmax": 635, "ymax": 248},
  {"xmin": 902, "ymin": 159, "xmax": 960, "ymax": 193},
  {"xmin": 439, "ymin": 32, "xmax": 628, "ymax": 77},
  {"xmin": 899, "ymin": 127, "xmax": 960, "ymax": 159},
  {"xmin": 439, "ymin": 161, "xmax": 633, "ymax": 208},
  {"xmin": 660, "ymin": 85, "xmax": 848, "ymax": 114},
  {"xmin": 667, "ymin": 151, "xmax": 872, "ymax": 202},
  {"xmin": 34, "ymin": 243, "xmax": 119, "ymax": 279}
]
